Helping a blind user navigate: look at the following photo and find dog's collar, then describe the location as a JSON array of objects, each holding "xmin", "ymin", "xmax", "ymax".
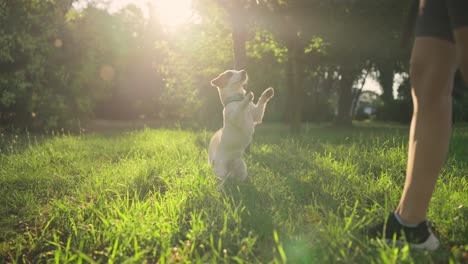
[{"xmin": 223, "ymin": 94, "xmax": 245, "ymax": 107}]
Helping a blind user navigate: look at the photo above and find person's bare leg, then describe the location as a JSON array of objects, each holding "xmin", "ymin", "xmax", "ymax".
[{"xmin": 395, "ymin": 37, "xmax": 457, "ymax": 225}]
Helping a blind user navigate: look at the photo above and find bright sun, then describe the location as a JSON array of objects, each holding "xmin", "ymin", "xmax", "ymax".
[
  {"xmin": 73, "ymin": 0, "xmax": 194, "ymax": 29},
  {"xmin": 154, "ymin": 0, "xmax": 193, "ymax": 29},
  {"xmin": 111, "ymin": 0, "xmax": 194, "ymax": 29}
]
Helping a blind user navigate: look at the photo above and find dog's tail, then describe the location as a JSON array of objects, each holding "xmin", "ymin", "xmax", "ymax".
[{"xmin": 208, "ymin": 128, "xmax": 222, "ymax": 166}]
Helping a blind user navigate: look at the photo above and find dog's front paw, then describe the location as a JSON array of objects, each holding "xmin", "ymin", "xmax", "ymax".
[
  {"xmin": 265, "ymin": 87, "xmax": 274, "ymax": 99},
  {"xmin": 247, "ymin": 92, "xmax": 254, "ymax": 101},
  {"xmin": 262, "ymin": 87, "xmax": 274, "ymax": 101}
]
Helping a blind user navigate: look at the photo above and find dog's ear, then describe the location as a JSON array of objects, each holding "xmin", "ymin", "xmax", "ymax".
[{"xmin": 211, "ymin": 71, "xmax": 233, "ymax": 88}]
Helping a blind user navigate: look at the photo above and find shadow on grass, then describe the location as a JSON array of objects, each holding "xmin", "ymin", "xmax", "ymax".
[
  {"xmin": 222, "ymin": 179, "xmax": 324, "ymax": 263},
  {"xmin": 129, "ymin": 168, "xmax": 168, "ymax": 200},
  {"xmin": 222, "ymin": 180, "xmax": 274, "ymax": 241}
]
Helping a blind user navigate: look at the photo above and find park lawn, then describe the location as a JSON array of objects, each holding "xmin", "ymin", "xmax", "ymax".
[{"xmin": 0, "ymin": 123, "xmax": 467, "ymax": 263}]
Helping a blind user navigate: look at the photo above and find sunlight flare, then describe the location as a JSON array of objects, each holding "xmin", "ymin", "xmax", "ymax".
[
  {"xmin": 154, "ymin": 0, "xmax": 193, "ymax": 29},
  {"xmin": 112, "ymin": 0, "xmax": 194, "ymax": 29},
  {"xmin": 73, "ymin": 0, "xmax": 194, "ymax": 30}
]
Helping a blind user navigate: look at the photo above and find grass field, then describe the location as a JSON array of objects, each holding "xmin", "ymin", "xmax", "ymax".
[{"xmin": 1, "ymin": 123, "xmax": 467, "ymax": 263}]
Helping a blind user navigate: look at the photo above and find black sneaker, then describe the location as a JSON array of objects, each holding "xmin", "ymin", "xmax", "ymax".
[{"xmin": 366, "ymin": 213, "xmax": 440, "ymax": 251}]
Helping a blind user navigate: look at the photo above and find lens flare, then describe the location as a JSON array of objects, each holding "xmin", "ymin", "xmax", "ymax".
[
  {"xmin": 99, "ymin": 65, "xmax": 116, "ymax": 81},
  {"xmin": 54, "ymin": 39, "xmax": 63, "ymax": 48}
]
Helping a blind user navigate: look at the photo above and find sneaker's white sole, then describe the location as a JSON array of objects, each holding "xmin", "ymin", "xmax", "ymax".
[
  {"xmin": 382, "ymin": 233, "xmax": 440, "ymax": 251},
  {"xmin": 409, "ymin": 233, "xmax": 440, "ymax": 251}
]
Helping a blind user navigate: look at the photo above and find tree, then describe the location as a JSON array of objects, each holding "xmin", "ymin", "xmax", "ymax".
[
  {"xmin": 0, "ymin": 0, "xmax": 75, "ymax": 128},
  {"xmin": 194, "ymin": 0, "xmax": 258, "ymax": 71},
  {"xmin": 317, "ymin": 0, "xmax": 409, "ymax": 126},
  {"xmin": 220, "ymin": 0, "xmax": 251, "ymax": 70},
  {"xmin": 253, "ymin": 1, "xmax": 324, "ymax": 132}
]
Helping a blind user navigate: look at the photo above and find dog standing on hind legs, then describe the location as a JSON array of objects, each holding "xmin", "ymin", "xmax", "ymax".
[{"xmin": 208, "ymin": 70, "xmax": 274, "ymax": 188}]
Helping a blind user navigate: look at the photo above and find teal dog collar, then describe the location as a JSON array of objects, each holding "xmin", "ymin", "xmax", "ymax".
[{"xmin": 223, "ymin": 94, "xmax": 245, "ymax": 107}]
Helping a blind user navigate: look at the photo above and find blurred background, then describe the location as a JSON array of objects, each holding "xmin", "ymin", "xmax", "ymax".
[{"xmin": 1, "ymin": 0, "xmax": 467, "ymax": 132}]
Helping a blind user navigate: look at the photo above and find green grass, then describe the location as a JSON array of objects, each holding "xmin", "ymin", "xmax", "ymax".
[{"xmin": 1, "ymin": 123, "xmax": 467, "ymax": 263}]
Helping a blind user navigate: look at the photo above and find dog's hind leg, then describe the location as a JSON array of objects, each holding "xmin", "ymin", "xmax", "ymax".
[
  {"xmin": 214, "ymin": 159, "xmax": 230, "ymax": 189},
  {"xmin": 230, "ymin": 159, "xmax": 247, "ymax": 181},
  {"xmin": 208, "ymin": 129, "xmax": 222, "ymax": 165}
]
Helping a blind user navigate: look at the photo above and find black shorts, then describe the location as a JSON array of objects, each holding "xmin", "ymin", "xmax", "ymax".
[{"xmin": 415, "ymin": 0, "xmax": 468, "ymax": 42}]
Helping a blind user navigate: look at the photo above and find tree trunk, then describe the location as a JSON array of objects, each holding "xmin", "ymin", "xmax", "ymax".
[
  {"xmin": 335, "ymin": 69, "xmax": 355, "ymax": 127},
  {"xmin": 285, "ymin": 51, "xmax": 295, "ymax": 123},
  {"xmin": 284, "ymin": 32, "xmax": 305, "ymax": 133},
  {"xmin": 232, "ymin": 23, "xmax": 247, "ymax": 70},
  {"xmin": 351, "ymin": 70, "xmax": 369, "ymax": 117},
  {"xmin": 229, "ymin": 3, "xmax": 248, "ymax": 70},
  {"xmin": 378, "ymin": 63, "xmax": 395, "ymax": 105},
  {"xmin": 290, "ymin": 58, "xmax": 305, "ymax": 133}
]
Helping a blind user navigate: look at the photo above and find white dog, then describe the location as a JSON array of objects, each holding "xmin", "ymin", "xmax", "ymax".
[{"xmin": 208, "ymin": 70, "xmax": 274, "ymax": 186}]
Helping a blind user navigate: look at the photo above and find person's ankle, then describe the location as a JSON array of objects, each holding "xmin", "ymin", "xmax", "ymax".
[
  {"xmin": 393, "ymin": 211, "xmax": 419, "ymax": 227},
  {"xmin": 394, "ymin": 209, "xmax": 424, "ymax": 226}
]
